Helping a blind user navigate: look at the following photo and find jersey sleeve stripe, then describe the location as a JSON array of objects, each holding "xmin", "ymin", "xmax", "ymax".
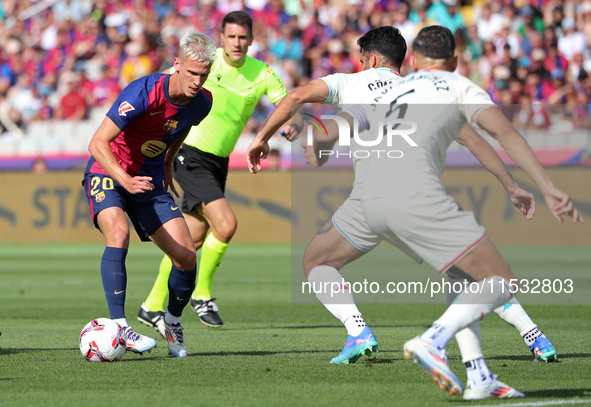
[
  {"xmin": 320, "ymin": 78, "xmax": 333, "ymax": 104},
  {"xmin": 471, "ymin": 106, "xmax": 492, "ymax": 124}
]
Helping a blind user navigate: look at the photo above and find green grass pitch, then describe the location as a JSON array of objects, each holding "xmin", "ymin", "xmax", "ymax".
[{"xmin": 1, "ymin": 243, "xmax": 590, "ymax": 406}]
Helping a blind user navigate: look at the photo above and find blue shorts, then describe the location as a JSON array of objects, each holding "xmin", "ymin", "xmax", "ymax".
[{"xmin": 82, "ymin": 172, "xmax": 183, "ymax": 242}]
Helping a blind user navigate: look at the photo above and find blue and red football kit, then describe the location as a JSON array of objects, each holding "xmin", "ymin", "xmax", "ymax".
[
  {"xmin": 83, "ymin": 73, "xmax": 213, "ymax": 240},
  {"xmin": 82, "ymin": 72, "xmax": 211, "ymax": 323}
]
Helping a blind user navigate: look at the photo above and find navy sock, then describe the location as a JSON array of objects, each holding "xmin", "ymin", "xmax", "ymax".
[
  {"xmin": 101, "ymin": 247, "xmax": 128, "ymax": 319},
  {"xmin": 167, "ymin": 263, "xmax": 197, "ymax": 317}
]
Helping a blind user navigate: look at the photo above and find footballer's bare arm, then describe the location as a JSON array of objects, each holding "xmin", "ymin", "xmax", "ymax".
[
  {"xmin": 456, "ymin": 123, "xmax": 535, "ymax": 220},
  {"xmin": 248, "ymin": 80, "xmax": 331, "ymax": 173},
  {"xmin": 477, "ymin": 107, "xmax": 583, "ymax": 224},
  {"xmin": 88, "ymin": 117, "xmax": 154, "ymax": 194},
  {"xmin": 254, "ymin": 79, "xmax": 330, "ymax": 145}
]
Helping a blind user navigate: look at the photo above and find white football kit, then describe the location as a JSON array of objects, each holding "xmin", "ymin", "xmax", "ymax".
[
  {"xmin": 352, "ymin": 70, "xmax": 496, "ymax": 272},
  {"xmin": 320, "ymin": 68, "xmax": 421, "ymax": 262}
]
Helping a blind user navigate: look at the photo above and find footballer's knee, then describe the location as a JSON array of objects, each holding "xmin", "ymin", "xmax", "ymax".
[
  {"xmin": 103, "ymin": 227, "xmax": 130, "ymax": 249},
  {"xmin": 171, "ymin": 247, "xmax": 197, "ymax": 271},
  {"xmin": 303, "ymin": 249, "xmax": 341, "ymax": 278},
  {"xmin": 193, "ymin": 239, "xmax": 204, "ymax": 251},
  {"xmin": 214, "ymin": 217, "xmax": 237, "ymax": 242},
  {"xmin": 302, "ymin": 247, "xmax": 318, "ymax": 277},
  {"xmin": 97, "ymin": 211, "xmax": 130, "ymax": 248},
  {"xmin": 192, "ymin": 230, "xmax": 207, "ymax": 250}
]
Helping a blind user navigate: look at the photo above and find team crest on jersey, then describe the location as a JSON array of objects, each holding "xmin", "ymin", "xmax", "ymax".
[
  {"xmin": 163, "ymin": 119, "xmax": 178, "ymax": 132},
  {"xmin": 118, "ymin": 101, "xmax": 135, "ymax": 116},
  {"xmin": 95, "ymin": 191, "xmax": 106, "ymax": 203}
]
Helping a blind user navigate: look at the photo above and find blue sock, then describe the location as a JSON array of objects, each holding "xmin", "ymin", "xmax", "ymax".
[
  {"xmin": 167, "ymin": 263, "xmax": 197, "ymax": 317},
  {"xmin": 101, "ymin": 247, "xmax": 128, "ymax": 319}
]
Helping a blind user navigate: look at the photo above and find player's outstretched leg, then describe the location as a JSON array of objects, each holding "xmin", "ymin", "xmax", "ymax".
[
  {"xmin": 494, "ymin": 297, "xmax": 557, "ymax": 362},
  {"xmin": 405, "ymin": 275, "xmax": 513, "ymax": 396},
  {"xmin": 138, "ymin": 302, "xmax": 165, "ymax": 330},
  {"xmin": 101, "ymin": 247, "xmax": 128, "ymax": 322},
  {"xmin": 164, "ymin": 261, "xmax": 196, "ymax": 357},
  {"xmin": 121, "ymin": 325, "xmax": 157, "ymax": 354},
  {"xmin": 529, "ymin": 335, "xmax": 557, "ymax": 362},
  {"xmin": 190, "ymin": 296, "xmax": 223, "ymax": 327},
  {"xmin": 138, "ymin": 255, "xmax": 172, "ymax": 329},
  {"xmin": 101, "ymin": 246, "xmax": 157, "ymax": 355},
  {"xmin": 330, "ymin": 326, "xmax": 378, "ymax": 364},
  {"xmin": 162, "ymin": 313, "xmax": 187, "ymax": 358},
  {"xmin": 464, "ymin": 375, "xmax": 525, "ymax": 400},
  {"xmin": 449, "ymin": 268, "xmax": 557, "ymax": 362},
  {"xmin": 308, "ymin": 265, "xmax": 378, "ymax": 364},
  {"xmin": 455, "ymin": 322, "xmax": 525, "ymax": 399},
  {"xmin": 403, "ymin": 335, "xmax": 463, "ymax": 395},
  {"xmin": 191, "ymin": 233, "xmax": 228, "ymax": 327}
]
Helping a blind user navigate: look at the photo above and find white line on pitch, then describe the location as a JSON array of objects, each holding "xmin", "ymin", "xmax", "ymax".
[{"xmin": 454, "ymin": 398, "xmax": 591, "ymax": 407}]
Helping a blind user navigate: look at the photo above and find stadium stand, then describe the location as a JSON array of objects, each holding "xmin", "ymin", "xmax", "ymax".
[{"xmin": 0, "ymin": 0, "xmax": 590, "ymax": 169}]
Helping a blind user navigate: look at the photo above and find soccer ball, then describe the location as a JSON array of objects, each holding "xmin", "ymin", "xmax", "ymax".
[{"xmin": 79, "ymin": 318, "xmax": 127, "ymax": 362}]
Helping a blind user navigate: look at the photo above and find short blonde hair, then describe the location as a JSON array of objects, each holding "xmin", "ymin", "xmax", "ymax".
[{"xmin": 179, "ymin": 31, "xmax": 216, "ymax": 64}]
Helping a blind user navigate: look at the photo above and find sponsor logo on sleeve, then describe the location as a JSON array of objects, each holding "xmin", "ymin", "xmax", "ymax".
[{"xmin": 118, "ymin": 101, "xmax": 135, "ymax": 116}]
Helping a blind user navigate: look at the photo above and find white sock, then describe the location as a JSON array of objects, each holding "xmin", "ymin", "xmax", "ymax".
[
  {"xmin": 522, "ymin": 327, "xmax": 545, "ymax": 347},
  {"xmin": 447, "ymin": 276, "xmax": 493, "ymax": 386},
  {"xmin": 435, "ymin": 276, "xmax": 513, "ymax": 338},
  {"xmin": 344, "ymin": 314, "xmax": 366, "ymax": 337},
  {"xmin": 452, "ymin": 277, "xmax": 541, "ymax": 348},
  {"xmin": 114, "ymin": 318, "xmax": 128, "ymax": 327},
  {"xmin": 455, "ymin": 321, "xmax": 483, "ymax": 363},
  {"xmin": 420, "ymin": 323, "xmax": 452, "ymax": 350},
  {"xmin": 494, "ymin": 297, "xmax": 537, "ymax": 336},
  {"xmin": 465, "ymin": 357, "xmax": 493, "ymax": 386},
  {"xmin": 308, "ymin": 265, "xmax": 364, "ymax": 336},
  {"xmin": 164, "ymin": 312, "xmax": 180, "ymax": 325},
  {"xmin": 448, "ymin": 278, "xmax": 486, "ymax": 363}
]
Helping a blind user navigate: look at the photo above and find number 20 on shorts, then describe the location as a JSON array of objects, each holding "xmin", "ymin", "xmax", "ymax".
[{"xmin": 90, "ymin": 176, "xmax": 114, "ymax": 196}]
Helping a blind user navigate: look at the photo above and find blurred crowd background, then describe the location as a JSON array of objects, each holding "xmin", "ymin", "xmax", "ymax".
[{"xmin": 1, "ymin": 0, "xmax": 591, "ymax": 145}]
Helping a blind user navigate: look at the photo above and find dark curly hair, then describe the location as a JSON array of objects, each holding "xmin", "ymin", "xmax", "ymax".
[
  {"xmin": 357, "ymin": 26, "xmax": 407, "ymax": 69},
  {"xmin": 413, "ymin": 26, "xmax": 455, "ymax": 59}
]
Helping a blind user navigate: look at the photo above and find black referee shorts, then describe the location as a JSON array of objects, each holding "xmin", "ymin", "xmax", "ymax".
[{"xmin": 173, "ymin": 144, "xmax": 229, "ymax": 213}]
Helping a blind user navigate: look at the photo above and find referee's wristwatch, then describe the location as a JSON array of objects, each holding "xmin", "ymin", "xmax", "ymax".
[{"xmin": 291, "ymin": 123, "xmax": 302, "ymax": 133}]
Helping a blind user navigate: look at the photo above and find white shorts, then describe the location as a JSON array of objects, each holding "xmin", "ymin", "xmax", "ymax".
[
  {"xmin": 333, "ymin": 195, "xmax": 423, "ymax": 264},
  {"xmin": 332, "ymin": 196, "xmax": 381, "ymax": 252},
  {"xmin": 362, "ymin": 189, "xmax": 486, "ymax": 273}
]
